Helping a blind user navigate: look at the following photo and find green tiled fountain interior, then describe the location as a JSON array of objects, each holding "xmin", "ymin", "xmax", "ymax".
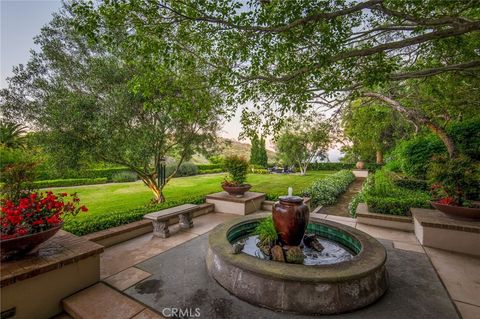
[{"xmin": 227, "ymin": 219, "xmax": 361, "ymax": 255}]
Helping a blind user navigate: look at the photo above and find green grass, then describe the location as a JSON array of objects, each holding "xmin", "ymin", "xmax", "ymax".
[{"xmin": 50, "ymin": 171, "xmax": 334, "ymax": 222}]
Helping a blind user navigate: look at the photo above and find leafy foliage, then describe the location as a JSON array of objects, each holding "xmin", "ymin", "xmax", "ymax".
[
  {"xmin": 342, "ymin": 101, "xmax": 413, "ymax": 163},
  {"xmin": 276, "ymin": 119, "xmax": 331, "ymax": 175},
  {"xmin": 254, "ymin": 216, "xmax": 278, "ymax": 245},
  {"xmin": 63, "ymin": 196, "xmax": 205, "ymax": 236},
  {"xmin": 349, "ymin": 169, "xmax": 431, "ymax": 217},
  {"xmin": 0, "ymin": 6, "xmax": 228, "ymax": 203},
  {"xmin": 250, "ymin": 134, "xmax": 268, "ymax": 168},
  {"xmin": 33, "ymin": 178, "xmax": 108, "ymax": 189},
  {"xmin": 223, "ymin": 155, "xmax": 249, "ymax": 186},
  {"xmin": 428, "ymin": 155, "xmax": 480, "ymax": 204},
  {"xmin": 110, "ymin": 172, "xmax": 138, "ymax": 183},
  {"xmin": 303, "ymin": 170, "xmax": 355, "ymax": 207},
  {"xmin": 0, "ymin": 121, "xmax": 27, "ymax": 149}
]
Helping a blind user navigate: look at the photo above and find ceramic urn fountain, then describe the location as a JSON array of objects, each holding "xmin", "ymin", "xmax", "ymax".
[{"xmin": 272, "ymin": 187, "xmax": 309, "ymax": 247}]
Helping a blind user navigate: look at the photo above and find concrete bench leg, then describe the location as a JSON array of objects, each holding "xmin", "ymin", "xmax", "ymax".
[
  {"xmin": 179, "ymin": 212, "xmax": 193, "ymax": 229},
  {"xmin": 152, "ymin": 221, "xmax": 170, "ymax": 238}
]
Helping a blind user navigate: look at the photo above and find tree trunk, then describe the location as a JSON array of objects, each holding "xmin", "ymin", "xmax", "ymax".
[
  {"xmin": 139, "ymin": 174, "xmax": 165, "ymax": 203},
  {"xmin": 362, "ymin": 92, "xmax": 457, "ymax": 158},
  {"xmin": 376, "ymin": 150, "xmax": 383, "ymax": 164}
]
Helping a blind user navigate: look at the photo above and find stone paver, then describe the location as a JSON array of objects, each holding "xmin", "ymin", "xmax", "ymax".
[
  {"xmin": 356, "ymin": 223, "xmax": 420, "ymax": 244},
  {"xmin": 393, "ymin": 241, "xmax": 425, "ymax": 253},
  {"xmin": 125, "ymin": 234, "xmax": 459, "ymax": 319},
  {"xmin": 101, "ymin": 213, "xmax": 236, "ymax": 278},
  {"xmin": 455, "ymin": 301, "xmax": 480, "ymax": 319},
  {"xmin": 96, "ymin": 209, "xmax": 479, "ymax": 319},
  {"xmin": 132, "ymin": 309, "xmax": 166, "ymax": 319},
  {"xmin": 104, "ymin": 267, "xmax": 152, "ymax": 291},
  {"xmin": 63, "ymin": 283, "xmax": 145, "ymax": 319},
  {"xmin": 424, "ymin": 247, "xmax": 480, "ymax": 307}
]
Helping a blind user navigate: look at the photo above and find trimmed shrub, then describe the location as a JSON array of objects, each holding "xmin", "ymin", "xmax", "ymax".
[
  {"xmin": 365, "ymin": 191, "xmax": 431, "ymax": 216},
  {"xmin": 34, "ymin": 178, "xmax": 108, "ymax": 188},
  {"xmin": 393, "ymin": 178, "xmax": 428, "ymax": 191},
  {"xmin": 198, "ymin": 168, "xmax": 223, "ymax": 174},
  {"xmin": 394, "ymin": 135, "xmax": 445, "ymax": 179},
  {"xmin": 63, "ymin": 196, "xmax": 205, "ymax": 236},
  {"xmin": 348, "ymin": 175, "xmax": 373, "ymax": 217},
  {"xmin": 302, "ymin": 170, "xmax": 356, "ymax": 207},
  {"xmin": 197, "ymin": 164, "xmax": 223, "ymax": 170},
  {"xmin": 111, "ymin": 171, "xmax": 138, "ymax": 183},
  {"xmin": 166, "ymin": 162, "xmax": 199, "ymax": 177},
  {"xmin": 348, "ymin": 168, "xmax": 431, "ymax": 217},
  {"xmin": 36, "ymin": 167, "xmax": 133, "ymax": 181},
  {"xmin": 308, "ymin": 163, "xmax": 355, "ymax": 171}
]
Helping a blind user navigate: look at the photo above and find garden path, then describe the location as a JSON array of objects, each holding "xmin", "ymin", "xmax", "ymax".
[{"xmin": 318, "ymin": 177, "xmax": 364, "ymax": 217}]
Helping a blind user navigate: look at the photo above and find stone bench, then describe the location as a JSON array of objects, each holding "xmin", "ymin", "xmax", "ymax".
[{"xmin": 144, "ymin": 204, "xmax": 197, "ymax": 238}]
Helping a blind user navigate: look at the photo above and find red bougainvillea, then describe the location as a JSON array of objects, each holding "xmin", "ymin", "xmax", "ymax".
[{"xmin": 1, "ymin": 192, "xmax": 87, "ymax": 240}]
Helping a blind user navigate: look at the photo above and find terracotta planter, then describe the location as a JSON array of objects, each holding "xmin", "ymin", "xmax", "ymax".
[
  {"xmin": 272, "ymin": 196, "xmax": 309, "ymax": 247},
  {"xmin": 221, "ymin": 184, "xmax": 252, "ymax": 197},
  {"xmin": 431, "ymin": 201, "xmax": 480, "ymax": 221},
  {"xmin": 356, "ymin": 161, "xmax": 365, "ymax": 169},
  {"xmin": 1, "ymin": 223, "xmax": 63, "ymax": 260}
]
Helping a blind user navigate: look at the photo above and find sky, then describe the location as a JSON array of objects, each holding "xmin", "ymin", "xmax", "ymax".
[{"xmin": 1, "ymin": 0, "xmax": 342, "ymax": 161}]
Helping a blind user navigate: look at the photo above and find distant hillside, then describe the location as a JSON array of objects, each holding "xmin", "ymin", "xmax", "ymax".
[{"xmin": 191, "ymin": 138, "xmax": 276, "ymax": 164}]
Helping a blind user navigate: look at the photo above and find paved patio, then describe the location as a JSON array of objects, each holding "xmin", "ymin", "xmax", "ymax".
[{"xmin": 64, "ymin": 212, "xmax": 480, "ymax": 319}]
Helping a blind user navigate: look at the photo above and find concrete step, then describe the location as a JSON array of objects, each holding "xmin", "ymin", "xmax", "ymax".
[{"xmin": 62, "ymin": 283, "xmax": 164, "ymax": 319}]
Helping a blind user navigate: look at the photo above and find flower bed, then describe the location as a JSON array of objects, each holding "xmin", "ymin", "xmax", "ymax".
[{"xmin": 302, "ymin": 170, "xmax": 356, "ymax": 207}]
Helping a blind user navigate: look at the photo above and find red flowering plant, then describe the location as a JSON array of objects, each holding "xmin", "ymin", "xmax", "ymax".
[
  {"xmin": 1, "ymin": 192, "xmax": 88, "ymax": 240},
  {"xmin": 428, "ymin": 155, "xmax": 480, "ymax": 207}
]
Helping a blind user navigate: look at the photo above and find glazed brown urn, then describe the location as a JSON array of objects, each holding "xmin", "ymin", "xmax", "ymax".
[{"xmin": 272, "ymin": 196, "xmax": 309, "ymax": 247}]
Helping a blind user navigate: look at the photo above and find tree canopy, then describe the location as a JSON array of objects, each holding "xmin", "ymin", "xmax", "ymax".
[
  {"xmin": 0, "ymin": 5, "xmax": 229, "ymax": 203},
  {"xmin": 70, "ymin": 0, "xmax": 480, "ymax": 156},
  {"xmin": 276, "ymin": 119, "xmax": 331, "ymax": 175}
]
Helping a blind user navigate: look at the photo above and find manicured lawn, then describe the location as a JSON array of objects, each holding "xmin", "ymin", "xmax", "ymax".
[{"xmin": 51, "ymin": 171, "xmax": 334, "ymax": 219}]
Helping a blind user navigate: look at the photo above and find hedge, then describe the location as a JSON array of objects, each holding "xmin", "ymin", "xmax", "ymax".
[
  {"xmin": 36, "ymin": 167, "xmax": 133, "ymax": 181},
  {"xmin": 306, "ymin": 162, "xmax": 382, "ymax": 172},
  {"xmin": 197, "ymin": 164, "xmax": 223, "ymax": 170},
  {"xmin": 348, "ymin": 171, "xmax": 431, "ymax": 217},
  {"xmin": 34, "ymin": 178, "xmax": 108, "ymax": 189},
  {"xmin": 393, "ymin": 178, "xmax": 428, "ymax": 191},
  {"xmin": 365, "ymin": 191, "xmax": 431, "ymax": 216},
  {"xmin": 302, "ymin": 170, "xmax": 356, "ymax": 207},
  {"xmin": 63, "ymin": 196, "xmax": 205, "ymax": 236},
  {"xmin": 198, "ymin": 168, "xmax": 223, "ymax": 174}
]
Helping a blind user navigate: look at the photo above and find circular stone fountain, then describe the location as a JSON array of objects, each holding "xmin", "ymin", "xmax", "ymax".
[{"xmin": 206, "ymin": 213, "xmax": 388, "ymax": 315}]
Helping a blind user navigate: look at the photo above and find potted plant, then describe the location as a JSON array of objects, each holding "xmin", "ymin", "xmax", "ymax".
[
  {"xmin": 0, "ymin": 161, "xmax": 88, "ymax": 260},
  {"xmin": 1, "ymin": 191, "xmax": 88, "ymax": 260},
  {"xmin": 221, "ymin": 155, "xmax": 251, "ymax": 197},
  {"xmin": 428, "ymin": 155, "xmax": 480, "ymax": 220}
]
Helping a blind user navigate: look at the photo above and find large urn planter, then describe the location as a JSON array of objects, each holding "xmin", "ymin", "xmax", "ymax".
[
  {"xmin": 272, "ymin": 196, "xmax": 309, "ymax": 246},
  {"xmin": 430, "ymin": 201, "xmax": 480, "ymax": 221},
  {"xmin": 0, "ymin": 223, "xmax": 63, "ymax": 260},
  {"xmin": 356, "ymin": 161, "xmax": 365, "ymax": 169},
  {"xmin": 221, "ymin": 184, "xmax": 252, "ymax": 197}
]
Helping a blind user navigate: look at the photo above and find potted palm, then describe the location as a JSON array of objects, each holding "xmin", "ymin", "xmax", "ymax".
[
  {"xmin": 221, "ymin": 155, "xmax": 251, "ymax": 197},
  {"xmin": 429, "ymin": 155, "xmax": 480, "ymax": 220}
]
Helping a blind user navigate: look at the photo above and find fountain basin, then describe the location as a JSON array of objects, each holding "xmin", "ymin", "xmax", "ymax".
[{"xmin": 206, "ymin": 213, "xmax": 388, "ymax": 315}]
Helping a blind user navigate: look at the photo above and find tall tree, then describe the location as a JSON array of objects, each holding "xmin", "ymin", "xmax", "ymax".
[
  {"xmin": 276, "ymin": 120, "xmax": 331, "ymax": 175},
  {"xmin": 1, "ymin": 5, "xmax": 228, "ymax": 203},
  {"xmin": 250, "ymin": 133, "xmax": 268, "ymax": 167},
  {"xmin": 71, "ymin": 0, "xmax": 480, "ymax": 157},
  {"xmin": 342, "ymin": 100, "xmax": 414, "ymax": 163}
]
